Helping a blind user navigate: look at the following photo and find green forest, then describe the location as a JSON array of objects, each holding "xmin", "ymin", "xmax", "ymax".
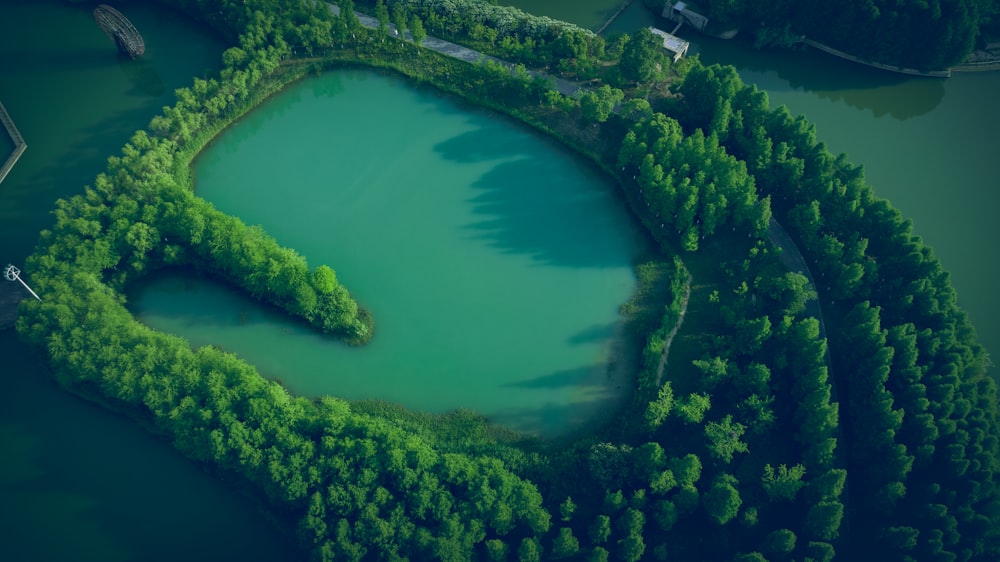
[
  {"xmin": 15, "ymin": 0, "xmax": 1000, "ymax": 560},
  {"xmin": 683, "ymin": 0, "xmax": 1000, "ymax": 70}
]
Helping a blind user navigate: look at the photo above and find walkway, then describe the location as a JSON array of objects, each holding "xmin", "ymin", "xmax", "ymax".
[
  {"xmin": 327, "ymin": 4, "xmax": 584, "ymax": 97},
  {"xmin": 0, "ymin": 100, "xmax": 27, "ymax": 185}
]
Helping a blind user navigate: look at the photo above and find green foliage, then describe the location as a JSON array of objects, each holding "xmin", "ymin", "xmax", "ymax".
[
  {"xmin": 619, "ymin": 28, "xmax": 665, "ymax": 83},
  {"xmin": 703, "ymin": 474, "xmax": 742, "ymax": 525},
  {"xmin": 517, "ymin": 537, "xmax": 542, "ymax": 562},
  {"xmin": 805, "ymin": 501, "xmax": 844, "ymax": 541},
  {"xmin": 761, "ymin": 463, "xmax": 807, "ymax": 502},
  {"xmin": 551, "ymin": 527, "xmax": 579, "ymax": 559},
  {"xmin": 617, "ymin": 533, "xmax": 646, "ymax": 562},
  {"xmin": 645, "ymin": 381, "xmax": 674, "ymax": 430},
  {"xmin": 589, "ymin": 514, "xmax": 612, "ymax": 545},
  {"xmin": 579, "ymin": 85, "xmax": 624, "ymax": 123},
  {"xmin": 705, "ymin": 415, "xmax": 749, "ymax": 463},
  {"xmin": 559, "ymin": 496, "xmax": 576, "ymax": 522},
  {"xmin": 409, "ymin": 14, "xmax": 426, "ymax": 44},
  {"xmin": 588, "ymin": 546, "xmax": 609, "ymax": 562},
  {"xmin": 675, "ymin": 392, "xmax": 711, "ymax": 424},
  {"xmin": 485, "ymin": 539, "xmax": 508, "ymax": 561},
  {"xmin": 762, "ymin": 528, "xmax": 796, "ymax": 556}
]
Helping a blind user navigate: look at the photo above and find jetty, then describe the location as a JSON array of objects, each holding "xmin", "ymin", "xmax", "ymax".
[
  {"xmin": 595, "ymin": 0, "xmax": 633, "ymax": 35},
  {"xmin": 0, "ymin": 100, "xmax": 27, "ymax": 185},
  {"xmin": 94, "ymin": 4, "xmax": 145, "ymax": 59}
]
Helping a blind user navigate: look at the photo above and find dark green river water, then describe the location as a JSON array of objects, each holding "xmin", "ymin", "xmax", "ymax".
[
  {"xmin": 2, "ymin": 0, "xmax": 997, "ymax": 559},
  {"xmin": 0, "ymin": 2, "xmax": 300, "ymax": 560}
]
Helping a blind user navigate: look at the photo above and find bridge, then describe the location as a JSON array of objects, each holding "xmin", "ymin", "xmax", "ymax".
[
  {"xmin": 0, "ymin": 100, "xmax": 26, "ymax": 185},
  {"xmin": 94, "ymin": 4, "xmax": 145, "ymax": 59}
]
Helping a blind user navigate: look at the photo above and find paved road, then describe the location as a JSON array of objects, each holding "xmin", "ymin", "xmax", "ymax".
[{"xmin": 327, "ymin": 4, "xmax": 584, "ymax": 97}]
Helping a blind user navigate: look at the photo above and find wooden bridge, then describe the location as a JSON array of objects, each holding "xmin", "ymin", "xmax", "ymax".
[
  {"xmin": 94, "ymin": 4, "xmax": 145, "ymax": 59},
  {"xmin": 0, "ymin": 100, "xmax": 26, "ymax": 185}
]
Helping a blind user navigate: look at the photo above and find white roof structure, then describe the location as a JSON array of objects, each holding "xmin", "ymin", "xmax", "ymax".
[{"xmin": 649, "ymin": 27, "xmax": 690, "ymax": 62}]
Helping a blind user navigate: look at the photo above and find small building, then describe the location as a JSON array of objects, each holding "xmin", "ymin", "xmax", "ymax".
[
  {"xmin": 663, "ymin": 1, "xmax": 709, "ymax": 32},
  {"xmin": 649, "ymin": 27, "xmax": 690, "ymax": 62}
]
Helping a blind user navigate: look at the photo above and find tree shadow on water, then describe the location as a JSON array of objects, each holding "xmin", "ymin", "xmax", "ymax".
[
  {"xmin": 502, "ymin": 365, "xmax": 599, "ymax": 389},
  {"xmin": 691, "ymin": 35, "xmax": 946, "ymax": 120},
  {"xmin": 567, "ymin": 321, "xmax": 618, "ymax": 346},
  {"xmin": 435, "ymin": 125, "xmax": 645, "ymax": 269},
  {"xmin": 489, "ymin": 387, "xmax": 626, "ymax": 441}
]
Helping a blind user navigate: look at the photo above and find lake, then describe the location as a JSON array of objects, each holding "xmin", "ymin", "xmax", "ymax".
[{"xmin": 131, "ymin": 69, "xmax": 648, "ymax": 438}]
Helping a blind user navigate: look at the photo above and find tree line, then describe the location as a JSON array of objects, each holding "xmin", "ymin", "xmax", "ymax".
[{"xmin": 668, "ymin": 61, "xmax": 999, "ymax": 560}]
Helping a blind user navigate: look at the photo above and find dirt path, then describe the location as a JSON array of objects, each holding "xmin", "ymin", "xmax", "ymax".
[{"xmin": 654, "ymin": 272, "xmax": 691, "ymax": 387}]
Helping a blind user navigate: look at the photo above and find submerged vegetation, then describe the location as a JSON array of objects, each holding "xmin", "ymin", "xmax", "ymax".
[{"xmin": 16, "ymin": 0, "xmax": 999, "ymax": 560}]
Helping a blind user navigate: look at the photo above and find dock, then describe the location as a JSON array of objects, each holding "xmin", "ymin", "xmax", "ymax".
[
  {"xmin": 595, "ymin": 0, "xmax": 633, "ymax": 35},
  {"xmin": 0, "ymin": 100, "xmax": 27, "ymax": 185}
]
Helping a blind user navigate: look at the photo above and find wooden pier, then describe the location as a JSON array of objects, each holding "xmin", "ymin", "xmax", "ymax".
[
  {"xmin": 94, "ymin": 4, "xmax": 145, "ymax": 59},
  {"xmin": 0, "ymin": 100, "xmax": 27, "ymax": 185},
  {"xmin": 595, "ymin": 0, "xmax": 633, "ymax": 35}
]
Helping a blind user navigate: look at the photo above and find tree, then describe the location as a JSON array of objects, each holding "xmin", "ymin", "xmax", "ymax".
[
  {"xmin": 675, "ymin": 393, "xmax": 711, "ymax": 423},
  {"xmin": 551, "ymin": 527, "xmax": 579, "ymax": 559},
  {"xmin": 762, "ymin": 529, "xmax": 796, "ymax": 557},
  {"xmin": 619, "ymin": 28, "xmax": 664, "ymax": 83},
  {"xmin": 589, "ymin": 514, "xmax": 612, "ymax": 544},
  {"xmin": 705, "ymin": 415, "xmax": 749, "ymax": 463},
  {"xmin": 761, "ymin": 464, "xmax": 806, "ymax": 502},
  {"xmin": 485, "ymin": 539, "xmax": 508, "ymax": 561},
  {"xmin": 621, "ymin": 98, "xmax": 653, "ymax": 121},
  {"xmin": 703, "ymin": 474, "xmax": 742, "ymax": 525},
  {"xmin": 589, "ymin": 546, "xmax": 609, "ymax": 562},
  {"xmin": 559, "ymin": 496, "xmax": 576, "ymax": 522},
  {"xmin": 652, "ymin": 499, "xmax": 678, "ymax": 531},
  {"xmin": 580, "ymin": 85, "xmax": 623, "ymax": 123},
  {"xmin": 409, "ymin": 15, "xmax": 426, "ymax": 45},
  {"xmin": 391, "ymin": 3, "xmax": 407, "ymax": 37},
  {"xmin": 339, "ymin": 0, "xmax": 360, "ymax": 31},
  {"xmin": 616, "ymin": 507, "xmax": 645, "ymax": 536},
  {"xmin": 517, "ymin": 537, "xmax": 542, "ymax": 562},
  {"xmin": 669, "ymin": 454, "xmax": 702, "ymax": 486},
  {"xmin": 374, "ymin": 0, "xmax": 389, "ymax": 37},
  {"xmin": 805, "ymin": 501, "xmax": 843, "ymax": 541},
  {"xmin": 618, "ymin": 534, "xmax": 646, "ymax": 562}
]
